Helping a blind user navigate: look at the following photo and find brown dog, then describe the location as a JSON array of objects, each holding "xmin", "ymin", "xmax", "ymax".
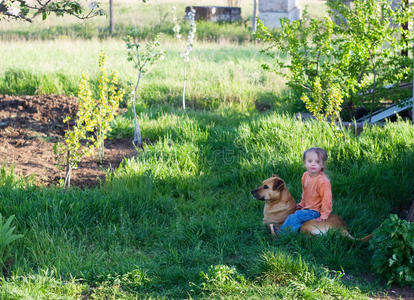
[{"xmin": 251, "ymin": 174, "xmax": 372, "ymax": 241}]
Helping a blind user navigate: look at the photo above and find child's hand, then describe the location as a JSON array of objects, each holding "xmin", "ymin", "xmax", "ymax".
[{"xmin": 315, "ymin": 217, "xmax": 327, "ymax": 222}]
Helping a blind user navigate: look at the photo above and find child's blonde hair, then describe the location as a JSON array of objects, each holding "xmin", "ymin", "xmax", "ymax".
[{"xmin": 303, "ymin": 147, "xmax": 328, "ymax": 170}]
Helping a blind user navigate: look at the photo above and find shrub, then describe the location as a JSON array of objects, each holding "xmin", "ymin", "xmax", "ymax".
[
  {"xmin": 256, "ymin": 0, "xmax": 414, "ymax": 120},
  {"xmin": 94, "ymin": 52, "xmax": 125, "ymax": 163},
  {"xmin": 369, "ymin": 214, "xmax": 414, "ymax": 287},
  {"xmin": 53, "ymin": 73, "xmax": 97, "ymax": 188},
  {"xmin": 54, "ymin": 52, "xmax": 124, "ymax": 187}
]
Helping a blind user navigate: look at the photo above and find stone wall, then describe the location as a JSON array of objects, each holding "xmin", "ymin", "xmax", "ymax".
[
  {"xmin": 259, "ymin": 0, "xmax": 301, "ymax": 28},
  {"xmin": 258, "ymin": 0, "xmax": 409, "ymax": 29}
]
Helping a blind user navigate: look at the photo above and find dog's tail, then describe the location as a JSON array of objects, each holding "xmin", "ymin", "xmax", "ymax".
[
  {"xmin": 342, "ymin": 230, "xmax": 373, "ymax": 242},
  {"xmin": 359, "ymin": 233, "xmax": 373, "ymax": 242}
]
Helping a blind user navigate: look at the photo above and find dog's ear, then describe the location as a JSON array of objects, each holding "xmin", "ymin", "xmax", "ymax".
[{"xmin": 272, "ymin": 178, "xmax": 285, "ymax": 191}]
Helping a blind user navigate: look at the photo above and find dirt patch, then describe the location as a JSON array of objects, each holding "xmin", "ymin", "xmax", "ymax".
[{"xmin": 0, "ymin": 94, "xmax": 136, "ymax": 188}]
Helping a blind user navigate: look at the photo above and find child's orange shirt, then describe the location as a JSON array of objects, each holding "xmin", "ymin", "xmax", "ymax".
[{"xmin": 298, "ymin": 171, "xmax": 332, "ymax": 219}]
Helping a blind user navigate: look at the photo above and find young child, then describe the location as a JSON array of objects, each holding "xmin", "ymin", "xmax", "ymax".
[{"xmin": 280, "ymin": 147, "xmax": 332, "ymax": 234}]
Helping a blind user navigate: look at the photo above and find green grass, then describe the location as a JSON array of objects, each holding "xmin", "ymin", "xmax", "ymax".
[
  {"xmin": 0, "ymin": 39, "xmax": 296, "ymax": 113},
  {"xmin": 0, "ymin": 0, "xmax": 256, "ymax": 42},
  {"xmin": 0, "ymin": 0, "xmax": 328, "ymax": 42},
  {"xmin": 0, "ymin": 1, "xmax": 412, "ymax": 297},
  {"xmin": 1, "ymin": 108, "xmax": 413, "ymax": 298}
]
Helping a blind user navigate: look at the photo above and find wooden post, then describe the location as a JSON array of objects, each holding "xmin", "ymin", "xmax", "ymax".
[
  {"xmin": 252, "ymin": 0, "xmax": 257, "ymax": 32},
  {"xmin": 109, "ymin": 0, "xmax": 114, "ymax": 35}
]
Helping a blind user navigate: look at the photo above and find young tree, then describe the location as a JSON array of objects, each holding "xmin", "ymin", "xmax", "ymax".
[
  {"xmin": 256, "ymin": 0, "xmax": 413, "ymax": 122},
  {"xmin": 327, "ymin": 0, "xmax": 413, "ymax": 119},
  {"xmin": 54, "ymin": 74, "xmax": 96, "ymax": 188},
  {"xmin": 94, "ymin": 52, "xmax": 124, "ymax": 163},
  {"xmin": 256, "ymin": 13, "xmax": 349, "ymax": 130},
  {"xmin": 54, "ymin": 52, "xmax": 123, "ymax": 187},
  {"xmin": 172, "ymin": 6, "xmax": 196, "ymax": 110},
  {"xmin": 125, "ymin": 29, "xmax": 164, "ymax": 148}
]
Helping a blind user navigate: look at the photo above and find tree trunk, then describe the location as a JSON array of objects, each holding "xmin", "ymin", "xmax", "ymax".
[
  {"xmin": 64, "ymin": 151, "xmax": 72, "ymax": 189},
  {"xmin": 368, "ymin": 67, "xmax": 376, "ymax": 123},
  {"xmin": 182, "ymin": 62, "xmax": 187, "ymax": 110},
  {"xmin": 252, "ymin": 0, "xmax": 257, "ymax": 32},
  {"xmin": 401, "ymin": 0, "xmax": 408, "ymax": 56},
  {"xmin": 132, "ymin": 72, "xmax": 142, "ymax": 148},
  {"xmin": 98, "ymin": 132, "xmax": 104, "ymax": 163},
  {"xmin": 109, "ymin": 0, "xmax": 114, "ymax": 35}
]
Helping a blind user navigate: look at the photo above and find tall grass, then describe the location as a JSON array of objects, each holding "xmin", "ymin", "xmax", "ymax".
[
  {"xmin": 1, "ymin": 107, "xmax": 413, "ymax": 298},
  {"xmin": 0, "ymin": 0, "xmax": 255, "ymax": 42},
  {"xmin": 0, "ymin": 39, "xmax": 292, "ymax": 112},
  {"xmin": 0, "ymin": 0, "xmax": 328, "ymax": 41}
]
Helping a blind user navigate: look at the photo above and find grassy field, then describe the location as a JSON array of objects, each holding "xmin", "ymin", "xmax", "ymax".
[
  {"xmin": 1, "ymin": 0, "xmax": 414, "ymax": 298},
  {"xmin": 0, "ymin": 39, "xmax": 296, "ymax": 112},
  {"xmin": 1, "ymin": 109, "xmax": 414, "ymax": 298},
  {"xmin": 0, "ymin": 0, "xmax": 328, "ymax": 40},
  {"xmin": 0, "ymin": 0, "xmax": 327, "ymax": 112}
]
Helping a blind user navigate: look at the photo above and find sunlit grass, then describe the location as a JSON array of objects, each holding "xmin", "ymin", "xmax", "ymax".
[
  {"xmin": 0, "ymin": 39, "xmax": 290, "ymax": 111},
  {"xmin": 0, "ymin": 0, "xmax": 328, "ymax": 41},
  {"xmin": 1, "ymin": 108, "xmax": 413, "ymax": 298}
]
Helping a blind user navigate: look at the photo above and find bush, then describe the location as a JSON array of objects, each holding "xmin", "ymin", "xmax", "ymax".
[{"xmin": 369, "ymin": 214, "xmax": 414, "ymax": 287}]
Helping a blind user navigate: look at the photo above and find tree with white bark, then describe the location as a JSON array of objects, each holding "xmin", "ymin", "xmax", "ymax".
[{"xmin": 124, "ymin": 29, "xmax": 164, "ymax": 148}]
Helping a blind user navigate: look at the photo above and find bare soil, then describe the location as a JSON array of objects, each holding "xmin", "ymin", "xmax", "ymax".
[{"xmin": 0, "ymin": 94, "xmax": 136, "ymax": 188}]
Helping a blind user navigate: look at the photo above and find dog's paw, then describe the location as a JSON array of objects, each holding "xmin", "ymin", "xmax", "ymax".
[{"xmin": 269, "ymin": 224, "xmax": 279, "ymax": 238}]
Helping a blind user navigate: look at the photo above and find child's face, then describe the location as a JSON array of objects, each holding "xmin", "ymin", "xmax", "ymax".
[{"xmin": 304, "ymin": 151, "xmax": 324, "ymax": 176}]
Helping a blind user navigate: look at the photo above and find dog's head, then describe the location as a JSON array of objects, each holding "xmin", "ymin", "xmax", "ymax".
[{"xmin": 251, "ymin": 174, "xmax": 286, "ymax": 201}]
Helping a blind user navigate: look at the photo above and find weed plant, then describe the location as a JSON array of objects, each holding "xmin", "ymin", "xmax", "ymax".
[{"xmin": 0, "ymin": 106, "xmax": 413, "ymax": 298}]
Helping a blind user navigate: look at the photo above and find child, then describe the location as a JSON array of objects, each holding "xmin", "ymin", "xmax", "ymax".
[{"xmin": 279, "ymin": 147, "xmax": 332, "ymax": 234}]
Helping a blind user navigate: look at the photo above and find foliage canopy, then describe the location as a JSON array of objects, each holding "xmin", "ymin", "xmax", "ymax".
[{"xmin": 256, "ymin": 0, "xmax": 413, "ymax": 120}]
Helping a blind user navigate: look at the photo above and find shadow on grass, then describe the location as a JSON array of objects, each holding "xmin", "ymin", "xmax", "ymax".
[
  {"xmin": 1, "ymin": 111, "xmax": 413, "ymax": 297},
  {"xmin": 254, "ymin": 90, "xmax": 305, "ymax": 114}
]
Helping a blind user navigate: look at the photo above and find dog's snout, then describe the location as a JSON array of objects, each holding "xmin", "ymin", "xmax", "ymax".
[{"xmin": 251, "ymin": 189, "xmax": 265, "ymax": 201}]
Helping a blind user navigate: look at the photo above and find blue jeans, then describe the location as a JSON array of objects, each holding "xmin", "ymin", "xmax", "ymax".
[{"xmin": 280, "ymin": 209, "xmax": 320, "ymax": 234}]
